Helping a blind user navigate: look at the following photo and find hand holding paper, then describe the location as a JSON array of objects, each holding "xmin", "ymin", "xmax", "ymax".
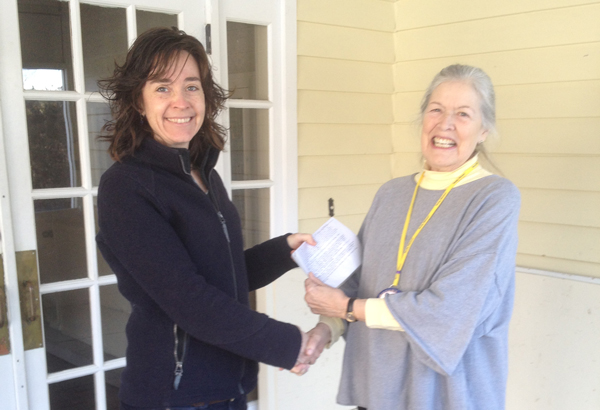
[{"xmin": 291, "ymin": 218, "xmax": 361, "ymax": 288}]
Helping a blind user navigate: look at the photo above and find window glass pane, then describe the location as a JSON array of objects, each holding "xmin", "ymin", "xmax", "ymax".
[
  {"xmin": 27, "ymin": 100, "xmax": 81, "ymax": 189},
  {"xmin": 80, "ymin": 4, "xmax": 128, "ymax": 93},
  {"xmin": 106, "ymin": 368, "xmax": 124, "ymax": 410},
  {"xmin": 232, "ymin": 189, "xmax": 270, "ymax": 249},
  {"xmin": 18, "ymin": 0, "xmax": 74, "ymax": 91},
  {"xmin": 227, "ymin": 22, "xmax": 268, "ymax": 100},
  {"xmin": 49, "ymin": 374, "xmax": 94, "ymax": 410},
  {"xmin": 23, "ymin": 69, "xmax": 65, "ymax": 91},
  {"xmin": 100, "ymin": 284, "xmax": 130, "ymax": 361},
  {"xmin": 43, "ymin": 288, "xmax": 92, "ymax": 373},
  {"xmin": 88, "ymin": 102, "xmax": 114, "ymax": 186},
  {"xmin": 230, "ymin": 108, "xmax": 269, "ymax": 181},
  {"xmin": 137, "ymin": 10, "xmax": 178, "ymax": 35},
  {"xmin": 35, "ymin": 198, "xmax": 87, "ymax": 283}
]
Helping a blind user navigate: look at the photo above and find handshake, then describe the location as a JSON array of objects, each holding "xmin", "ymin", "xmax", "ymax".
[
  {"xmin": 290, "ymin": 322, "xmax": 332, "ymax": 376},
  {"xmin": 287, "ymin": 271, "xmax": 353, "ymax": 375}
]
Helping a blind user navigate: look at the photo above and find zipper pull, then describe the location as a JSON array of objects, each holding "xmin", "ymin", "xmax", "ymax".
[
  {"xmin": 217, "ymin": 211, "xmax": 230, "ymax": 242},
  {"xmin": 173, "ymin": 362, "xmax": 183, "ymax": 390}
]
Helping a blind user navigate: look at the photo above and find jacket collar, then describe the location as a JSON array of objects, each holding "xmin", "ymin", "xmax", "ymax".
[{"xmin": 134, "ymin": 137, "xmax": 220, "ymax": 178}]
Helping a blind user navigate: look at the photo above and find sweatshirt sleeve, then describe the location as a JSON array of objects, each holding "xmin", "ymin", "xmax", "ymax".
[
  {"xmin": 96, "ymin": 169, "xmax": 301, "ymax": 370},
  {"xmin": 385, "ymin": 182, "xmax": 520, "ymax": 376},
  {"xmin": 244, "ymin": 235, "xmax": 298, "ymax": 291}
]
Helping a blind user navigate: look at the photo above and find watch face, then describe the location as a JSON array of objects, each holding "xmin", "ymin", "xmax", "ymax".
[{"xmin": 346, "ymin": 312, "xmax": 356, "ymax": 322}]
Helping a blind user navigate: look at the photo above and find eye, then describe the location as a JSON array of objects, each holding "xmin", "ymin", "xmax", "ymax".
[
  {"xmin": 458, "ymin": 111, "xmax": 470, "ymax": 118},
  {"xmin": 187, "ymin": 85, "xmax": 200, "ymax": 92},
  {"xmin": 429, "ymin": 108, "xmax": 441, "ymax": 113},
  {"xmin": 156, "ymin": 86, "xmax": 169, "ymax": 92}
]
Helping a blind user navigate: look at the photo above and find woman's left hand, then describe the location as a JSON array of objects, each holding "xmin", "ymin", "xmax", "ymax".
[
  {"xmin": 304, "ymin": 273, "xmax": 348, "ymax": 318},
  {"xmin": 287, "ymin": 233, "xmax": 316, "ymax": 251}
]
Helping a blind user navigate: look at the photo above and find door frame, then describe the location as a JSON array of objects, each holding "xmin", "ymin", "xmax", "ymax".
[{"xmin": 217, "ymin": 2, "xmax": 298, "ymax": 408}]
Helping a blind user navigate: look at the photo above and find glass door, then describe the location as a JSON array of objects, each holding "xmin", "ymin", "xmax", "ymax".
[
  {"xmin": 0, "ymin": 0, "xmax": 210, "ymax": 408},
  {"xmin": 219, "ymin": 1, "xmax": 299, "ymax": 409}
]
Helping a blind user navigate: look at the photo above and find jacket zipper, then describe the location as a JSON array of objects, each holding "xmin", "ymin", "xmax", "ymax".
[
  {"xmin": 204, "ymin": 172, "xmax": 244, "ymax": 393},
  {"xmin": 173, "ymin": 324, "xmax": 189, "ymax": 390},
  {"xmin": 181, "ymin": 154, "xmax": 245, "ymax": 393}
]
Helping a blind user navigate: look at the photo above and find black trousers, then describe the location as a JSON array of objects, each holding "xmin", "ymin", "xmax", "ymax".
[{"xmin": 358, "ymin": 407, "xmax": 367, "ymax": 410}]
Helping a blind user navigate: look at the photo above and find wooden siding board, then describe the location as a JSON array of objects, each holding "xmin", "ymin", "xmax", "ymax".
[
  {"xmin": 520, "ymin": 189, "xmax": 600, "ymax": 228},
  {"xmin": 299, "ymin": 154, "xmax": 391, "ymax": 188},
  {"xmin": 516, "ymin": 254, "xmax": 600, "ymax": 279},
  {"xmin": 300, "ymin": 214, "xmax": 365, "ymax": 235},
  {"xmin": 393, "ymin": 91, "xmax": 427, "ymax": 123},
  {"xmin": 392, "ymin": 152, "xmax": 422, "ymax": 177},
  {"xmin": 299, "ymin": 124, "xmax": 392, "ymax": 156},
  {"xmin": 497, "ymin": 81, "xmax": 600, "ymax": 119},
  {"xmin": 495, "ymin": 118, "xmax": 600, "ymax": 155},
  {"xmin": 392, "ymin": 123, "xmax": 421, "ymax": 153},
  {"xmin": 298, "ymin": 56, "xmax": 393, "ymax": 94},
  {"xmin": 394, "ymin": 42, "xmax": 600, "ymax": 93},
  {"xmin": 518, "ymin": 221, "xmax": 600, "ymax": 264},
  {"xmin": 395, "ymin": 0, "xmax": 600, "ymax": 30},
  {"xmin": 299, "ymin": 90, "xmax": 393, "ymax": 124},
  {"xmin": 298, "ymin": 0, "xmax": 395, "ymax": 32},
  {"xmin": 496, "ymin": 155, "xmax": 600, "ymax": 192},
  {"xmin": 394, "ymin": 4, "xmax": 600, "ymax": 61},
  {"xmin": 298, "ymin": 21, "xmax": 395, "ymax": 63},
  {"xmin": 298, "ymin": 185, "xmax": 380, "ymax": 219}
]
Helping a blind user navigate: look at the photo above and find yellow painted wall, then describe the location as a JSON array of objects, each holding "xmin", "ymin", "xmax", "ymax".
[
  {"xmin": 297, "ymin": 0, "xmax": 395, "ymax": 234},
  {"xmin": 295, "ymin": 2, "xmax": 600, "ymax": 409},
  {"xmin": 298, "ymin": 0, "xmax": 599, "ymax": 277},
  {"xmin": 392, "ymin": 0, "xmax": 600, "ymax": 278}
]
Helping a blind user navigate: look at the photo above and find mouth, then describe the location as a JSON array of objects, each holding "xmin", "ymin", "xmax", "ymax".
[
  {"xmin": 166, "ymin": 117, "xmax": 193, "ymax": 124},
  {"xmin": 432, "ymin": 137, "xmax": 456, "ymax": 148}
]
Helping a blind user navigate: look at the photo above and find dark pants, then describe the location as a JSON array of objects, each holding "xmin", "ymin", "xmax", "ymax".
[
  {"xmin": 121, "ymin": 395, "xmax": 247, "ymax": 410},
  {"xmin": 358, "ymin": 407, "xmax": 367, "ymax": 410}
]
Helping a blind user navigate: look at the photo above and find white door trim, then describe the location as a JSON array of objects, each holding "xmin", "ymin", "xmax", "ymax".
[{"xmin": 218, "ymin": 1, "xmax": 297, "ymax": 409}]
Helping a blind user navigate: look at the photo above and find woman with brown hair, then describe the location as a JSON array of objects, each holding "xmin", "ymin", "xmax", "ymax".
[{"xmin": 96, "ymin": 27, "xmax": 313, "ymax": 410}]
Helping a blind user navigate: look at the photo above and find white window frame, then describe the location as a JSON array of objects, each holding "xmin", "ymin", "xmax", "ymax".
[{"xmin": 217, "ymin": 1, "xmax": 298, "ymax": 409}]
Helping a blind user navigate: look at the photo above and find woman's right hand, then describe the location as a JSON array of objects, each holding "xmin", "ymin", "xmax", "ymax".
[
  {"xmin": 304, "ymin": 322, "xmax": 331, "ymax": 363},
  {"xmin": 290, "ymin": 323, "xmax": 332, "ymax": 375}
]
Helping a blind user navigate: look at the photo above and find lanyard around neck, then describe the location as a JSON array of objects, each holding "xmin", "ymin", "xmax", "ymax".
[{"xmin": 390, "ymin": 162, "xmax": 479, "ymax": 288}]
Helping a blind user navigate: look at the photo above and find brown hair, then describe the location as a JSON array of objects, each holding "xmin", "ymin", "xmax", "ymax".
[{"xmin": 98, "ymin": 27, "xmax": 228, "ymax": 166}]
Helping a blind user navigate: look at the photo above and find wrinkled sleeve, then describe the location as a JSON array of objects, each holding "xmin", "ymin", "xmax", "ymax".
[
  {"xmin": 386, "ymin": 184, "xmax": 520, "ymax": 376},
  {"xmin": 244, "ymin": 235, "xmax": 298, "ymax": 291},
  {"xmin": 96, "ymin": 171, "xmax": 301, "ymax": 370}
]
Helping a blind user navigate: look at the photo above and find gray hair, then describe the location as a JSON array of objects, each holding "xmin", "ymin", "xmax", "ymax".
[{"xmin": 420, "ymin": 64, "xmax": 497, "ymax": 139}]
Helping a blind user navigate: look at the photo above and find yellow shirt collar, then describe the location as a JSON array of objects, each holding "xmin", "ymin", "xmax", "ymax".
[{"xmin": 416, "ymin": 155, "xmax": 492, "ymax": 190}]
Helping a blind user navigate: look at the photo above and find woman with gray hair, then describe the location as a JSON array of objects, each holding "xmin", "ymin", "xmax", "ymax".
[{"xmin": 301, "ymin": 64, "xmax": 520, "ymax": 410}]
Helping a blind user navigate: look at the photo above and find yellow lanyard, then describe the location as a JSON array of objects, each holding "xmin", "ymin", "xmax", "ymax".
[{"xmin": 390, "ymin": 162, "xmax": 479, "ymax": 288}]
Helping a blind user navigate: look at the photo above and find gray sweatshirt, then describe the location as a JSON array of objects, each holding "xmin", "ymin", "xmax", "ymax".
[{"xmin": 338, "ymin": 173, "xmax": 520, "ymax": 410}]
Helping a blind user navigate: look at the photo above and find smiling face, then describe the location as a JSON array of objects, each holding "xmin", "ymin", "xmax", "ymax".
[
  {"xmin": 421, "ymin": 81, "xmax": 488, "ymax": 172},
  {"xmin": 140, "ymin": 52, "xmax": 205, "ymax": 149}
]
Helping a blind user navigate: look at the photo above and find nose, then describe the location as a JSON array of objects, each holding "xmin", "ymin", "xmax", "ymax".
[
  {"xmin": 440, "ymin": 112, "xmax": 455, "ymax": 129},
  {"xmin": 170, "ymin": 89, "xmax": 190, "ymax": 108}
]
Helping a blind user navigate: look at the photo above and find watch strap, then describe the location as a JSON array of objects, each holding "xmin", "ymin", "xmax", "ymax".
[{"xmin": 346, "ymin": 297, "xmax": 357, "ymax": 322}]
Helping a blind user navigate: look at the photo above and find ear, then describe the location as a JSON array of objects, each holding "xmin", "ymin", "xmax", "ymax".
[{"xmin": 478, "ymin": 128, "xmax": 489, "ymax": 144}]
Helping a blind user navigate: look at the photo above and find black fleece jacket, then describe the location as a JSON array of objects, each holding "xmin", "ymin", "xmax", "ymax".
[{"xmin": 96, "ymin": 138, "xmax": 302, "ymax": 407}]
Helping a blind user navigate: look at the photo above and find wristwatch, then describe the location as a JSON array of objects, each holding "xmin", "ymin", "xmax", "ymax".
[{"xmin": 345, "ymin": 297, "xmax": 357, "ymax": 323}]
